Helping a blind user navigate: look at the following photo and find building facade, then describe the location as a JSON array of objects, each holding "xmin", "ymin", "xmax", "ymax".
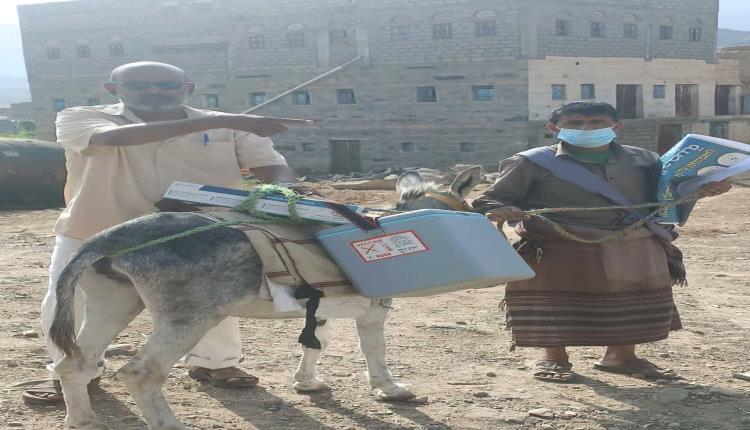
[{"xmin": 18, "ymin": 0, "xmax": 749, "ymax": 173}]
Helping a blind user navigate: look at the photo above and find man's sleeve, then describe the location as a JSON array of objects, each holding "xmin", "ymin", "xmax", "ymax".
[
  {"xmin": 55, "ymin": 108, "xmax": 119, "ymax": 156},
  {"xmin": 233, "ymin": 131, "xmax": 288, "ymax": 168},
  {"xmin": 471, "ymin": 155, "xmax": 537, "ymax": 213}
]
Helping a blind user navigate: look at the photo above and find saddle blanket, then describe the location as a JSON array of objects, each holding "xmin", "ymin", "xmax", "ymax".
[{"xmin": 197, "ymin": 211, "xmax": 357, "ymax": 312}]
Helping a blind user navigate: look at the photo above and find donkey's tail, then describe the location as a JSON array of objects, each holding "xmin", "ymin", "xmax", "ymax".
[{"xmin": 48, "ymin": 244, "xmax": 105, "ymax": 358}]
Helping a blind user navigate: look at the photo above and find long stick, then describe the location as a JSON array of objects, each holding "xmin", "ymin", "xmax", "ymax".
[{"xmin": 242, "ymin": 56, "xmax": 364, "ymax": 114}]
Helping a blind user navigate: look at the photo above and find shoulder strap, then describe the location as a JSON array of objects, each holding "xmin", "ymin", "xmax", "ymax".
[{"xmin": 519, "ymin": 146, "xmax": 674, "ymax": 241}]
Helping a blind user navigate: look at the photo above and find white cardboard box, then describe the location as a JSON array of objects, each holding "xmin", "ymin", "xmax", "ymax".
[{"xmin": 163, "ymin": 181, "xmax": 370, "ymax": 225}]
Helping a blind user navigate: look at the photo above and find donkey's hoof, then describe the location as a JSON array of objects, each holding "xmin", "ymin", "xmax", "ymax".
[
  {"xmin": 293, "ymin": 378, "xmax": 330, "ymax": 392},
  {"xmin": 375, "ymin": 383, "xmax": 416, "ymax": 401},
  {"xmin": 66, "ymin": 419, "xmax": 110, "ymax": 430}
]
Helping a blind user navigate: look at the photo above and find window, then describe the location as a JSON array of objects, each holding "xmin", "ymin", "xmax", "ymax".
[
  {"xmin": 205, "ymin": 94, "xmax": 219, "ymax": 108},
  {"xmin": 53, "ymin": 98, "xmax": 66, "ymax": 112},
  {"xmin": 460, "ymin": 142, "xmax": 477, "ymax": 152},
  {"xmin": 417, "ymin": 86, "xmax": 437, "ymax": 103},
  {"xmin": 581, "ymin": 84, "xmax": 596, "ymax": 100},
  {"xmin": 248, "ymin": 35, "xmax": 265, "ymax": 48},
  {"xmin": 336, "ymin": 89, "xmax": 356, "ymax": 104},
  {"xmin": 555, "ymin": 20, "xmax": 569, "ymax": 36},
  {"xmin": 46, "ymin": 47, "xmax": 60, "ymax": 59},
  {"xmin": 624, "ymin": 23, "xmax": 638, "ymax": 39},
  {"xmin": 433, "ymin": 23, "xmax": 453, "ymax": 40},
  {"xmin": 391, "ymin": 25, "xmax": 411, "ymax": 39},
  {"xmin": 709, "ymin": 122, "xmax": 728, "ymax": 139},
  {"xmin": 86, "ymin": 98, "xmax": 100, "ymax": 106},
  {"xmin": 302, "ymin": 142, "xmax": 315, "ymax": 152},
  {"xmin": 329, "ymin": 30, "xmax": 349, "ymax": 45},
  {"xmin": 76, "ymin": 45, "xmax": 91, "ymax": 58},
  {"xmin": 551, "ymin": 84, "xmax": 567, "ymax": 100},
  {"xmin": 109, "ymin": 42, "xmax": 124, "ymax": 57},
  {"xmin": 292, "ymin": 91, "xmax": 311, "ymax": 105},
  {"xmin": 400, "ymin": 142, "xmax": 416, "ymax": 153},
  {"xmin": 591, "ymin": 21, "xmax": 605, "ymax": 38},
  {"xmin": 689, "ymin": 27, "xmax": 702, "ymax": 42},
  {"xmin": 475, "ymin": 20, "xmax": 496, "ymax": 37},
  {"xmin": 472, "ymin": 85, "xmax": 495, "ymax": 102},
  {"xmin": 659, "ymin": 25, "xmax": 673, "ymax": 40},
  {"xmin": 287, "ymin": 32, "xmax": 305, "ymax": 47},
  {"xmin": 653, "ymin": 85, "xmax": 666, "ymax": 99},
  {"xmin": 249, "ymin": 92, "xmax": 266, "ymax": 106},
  {"xmin": 616, "ymin": 84, "xmax": 643, "ymax": 119}
]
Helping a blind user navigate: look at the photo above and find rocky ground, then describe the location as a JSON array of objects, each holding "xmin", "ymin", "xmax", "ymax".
[{"xmin": 0, "ymin": 184, "xmax": 749, "ymax": 430}]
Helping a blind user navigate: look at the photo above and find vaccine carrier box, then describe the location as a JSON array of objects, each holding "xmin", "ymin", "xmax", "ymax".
[{"xmin": 315, "ymin": 209, "xmax": 535, "ymax": 298}]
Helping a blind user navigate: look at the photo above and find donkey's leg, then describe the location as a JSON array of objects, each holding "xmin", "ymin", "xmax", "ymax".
[
  {"xmin": 356, "ymin": 299, "xmax": 415, "ymax": 400},
  {"xmin": 116, "ymin": 314, "xmax": 223, "ymax": 430},
  {"xmin": 293, "ymin": 319, "xmax": 330, "ymax": 392},
  {"xmin": 57, "ymin": 281, "xmax": 144, "ymax": 430}
]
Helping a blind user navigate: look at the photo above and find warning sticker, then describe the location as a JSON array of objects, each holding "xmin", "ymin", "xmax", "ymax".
[{"xmin": 350, "ymin": 231, "xmax": 428, "ymax": 262}]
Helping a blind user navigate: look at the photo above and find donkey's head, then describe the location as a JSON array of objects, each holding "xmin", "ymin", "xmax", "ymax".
[{"xmin": 395, "ymin": 166, "xmax": 482, "ymax": 212}]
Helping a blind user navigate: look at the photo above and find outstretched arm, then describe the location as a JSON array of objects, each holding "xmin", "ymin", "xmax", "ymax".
[{"xmin": 90, "ymin": 114, "xmax": 310, "ymax": 147}]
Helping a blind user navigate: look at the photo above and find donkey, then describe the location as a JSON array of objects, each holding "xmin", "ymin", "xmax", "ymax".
[{"xmin": 49, "ymin": 166, "xmax": 482, "ymax": 430}]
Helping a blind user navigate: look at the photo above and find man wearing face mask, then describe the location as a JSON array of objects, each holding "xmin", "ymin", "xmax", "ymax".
[
  {"xmin": 23, "ymin": 61, "xmax": 313, "ymax": 404},
  {"xmin": 472, "ymin": 102, "xmax": 731, "ymax": 383}
]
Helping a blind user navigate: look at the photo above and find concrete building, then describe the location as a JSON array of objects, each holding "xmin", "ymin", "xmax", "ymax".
[{"xmin": 18, "ymin": 0, "xmax": 750, "ymax": 173}]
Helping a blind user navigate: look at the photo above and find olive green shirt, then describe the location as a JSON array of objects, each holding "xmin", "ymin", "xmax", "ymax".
[{"xmin": 472, "ymin": 142, "xmax": 661, "ymax": 230}]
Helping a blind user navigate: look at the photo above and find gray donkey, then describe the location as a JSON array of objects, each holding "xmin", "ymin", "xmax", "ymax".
[{"xmin": 49, "ymin": 166, "xmax": 482, "ymax": 430}]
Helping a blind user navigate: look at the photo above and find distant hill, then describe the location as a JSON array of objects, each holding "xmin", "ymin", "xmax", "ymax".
[
  {"xmin": 718, "ymin": 28, "xmax": 750, "ymax": 48},
  {"xmin": 0, "ymin": 23, "xmax": 30, "ymax": 108}
]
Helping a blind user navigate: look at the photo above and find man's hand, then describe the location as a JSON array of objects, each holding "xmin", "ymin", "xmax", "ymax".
[
  {"xmin": 221, "ymin": 114, "xmax": 312, "ymax": 137},
  {"xmin": 697, "ymin": 181, "xmax": 732, "ymax": 199},
  {"xmin": 485, "ymin": 206, "xmax": 529, "ymax": 224}
]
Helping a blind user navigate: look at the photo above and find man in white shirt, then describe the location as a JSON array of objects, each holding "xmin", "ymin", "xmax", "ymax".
[{"xmin": 24, "ymin": 61, "xmax": 311, "ymax": 404}]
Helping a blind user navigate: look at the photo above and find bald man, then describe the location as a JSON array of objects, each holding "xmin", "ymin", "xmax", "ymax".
[{"xmin": 24, "ymin": 61, "xmax": 311, "ymax": 404}]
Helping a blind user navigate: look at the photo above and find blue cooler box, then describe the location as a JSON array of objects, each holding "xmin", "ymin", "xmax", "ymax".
[{"xmin": 315, "ymin": 209, "xmax": 535, "ymax": 298}]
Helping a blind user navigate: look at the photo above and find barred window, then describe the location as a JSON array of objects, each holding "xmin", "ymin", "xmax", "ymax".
[
  {"xmin": 624, "ymin": 23, "xmax": 638, "ymax": 39},
  {"xmin": 417, "ymin": 86, "xmax": 437, "ymax": 102},
  {"xmin": 432, "ymin": 23, "xmax": 453, "ymax": 40},
  {"xmin": 659, "ymin": 25, "xmax": 673, "ymax": 40},
  {"xmin": 551, "ymin": 84, "xmax": 567, "ymax": 100},
  {"xmin": 475, "ymin": 20, "xmax": 496, "ymax": 37},
  {"xmin": 591, "ymin": 21, "xmax": 605, "ymax": 38},
  {"xmin": 109, "ymin": 42, "xmax": 125, "ymax": 57},
  {"xmin": 46, "ymin": 47, "xmax": 61, "ymax": 59},
  {"xmin": 689, "ymin": 27, "xmax": 702, "ymax": 42},
  {"xmin": 248, "ymin": 35, "xmax": 265, "ymax": 49}
]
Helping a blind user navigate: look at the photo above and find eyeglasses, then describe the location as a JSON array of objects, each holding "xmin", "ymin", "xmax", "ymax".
[{"xmin": 117, "ymin": 81, "xmax": 186, "ymax": 91}]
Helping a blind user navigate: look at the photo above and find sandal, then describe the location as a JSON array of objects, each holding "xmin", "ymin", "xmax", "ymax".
[
  {"xmin": 22, "ymin": 377, "xmax": 101, "ymax": 405},
  {"xmin": 533, "ymin": 359, "xmax": 577, "ymax": 383},
  {"xmin": 593, "ymin": 358, "xmax": 681, "ymax": 380},
  {"xmin": 188, "ymin": 366, "xmax": 259, "ymax": 388}
]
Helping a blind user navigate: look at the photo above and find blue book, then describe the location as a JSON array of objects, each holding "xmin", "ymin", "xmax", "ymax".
[{"xmin": 656, "ymin": 134, "xmax": 750, "ymax": 224}]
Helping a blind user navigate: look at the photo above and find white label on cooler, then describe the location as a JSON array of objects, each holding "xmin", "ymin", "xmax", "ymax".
[{"xmin": 350, "ymin": 230, "xmax": 428, "ymax": 262}]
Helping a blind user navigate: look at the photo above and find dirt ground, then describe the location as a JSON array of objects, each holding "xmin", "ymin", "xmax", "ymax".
[{"xmin": 1, "ymin": 184, "xmax": 749, "ymax": 430}]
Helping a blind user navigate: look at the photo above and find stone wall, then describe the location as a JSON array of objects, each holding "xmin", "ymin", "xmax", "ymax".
[
  {"xmin": 18, "ymin": 0, "xmax": 739, "ymax": 173},
  {"xmin": 531, "ymin": 0, "xmax": 718, "ymax": 61}
]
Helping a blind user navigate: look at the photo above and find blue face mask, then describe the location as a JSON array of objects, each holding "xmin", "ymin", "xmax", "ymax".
[{"xmin": 557, "ymin": 127, "xmax": 617, "ymax": 148}]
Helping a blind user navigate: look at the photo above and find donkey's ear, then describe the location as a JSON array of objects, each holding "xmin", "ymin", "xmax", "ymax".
[
  {"xmin": 450, "ymin": 166, "xmax": 482, "ymax": 199},
  {"xmin": 396, "ymin": 171, "xmax": 424, "ymax": 196}
]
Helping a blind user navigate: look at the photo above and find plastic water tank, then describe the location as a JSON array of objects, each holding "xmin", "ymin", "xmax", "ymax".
[{"xmin": 0, "ymin": 138, "xmax": 66, "ymax": 209}]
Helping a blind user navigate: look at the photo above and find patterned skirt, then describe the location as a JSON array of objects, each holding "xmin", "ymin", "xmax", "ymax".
[{"xmin": 505, "ymin": 228, "xmax": 681, "ymax": 348}]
